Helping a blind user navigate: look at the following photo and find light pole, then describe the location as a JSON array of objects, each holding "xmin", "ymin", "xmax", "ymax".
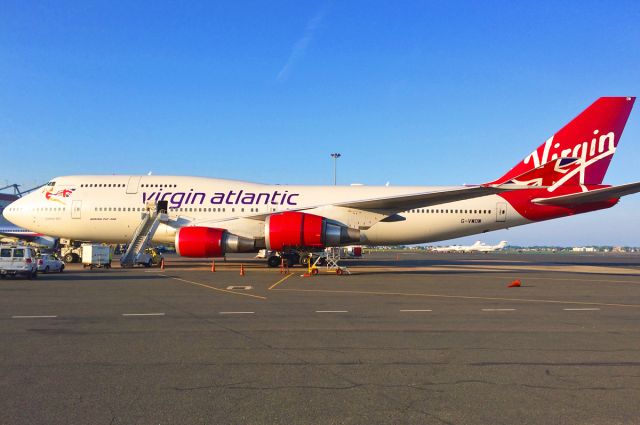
[{"xmin": 330, "ymin": 153, "xmax": 341, "ymax": 185}]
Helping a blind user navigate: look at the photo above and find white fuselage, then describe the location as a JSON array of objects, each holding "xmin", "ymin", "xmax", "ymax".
[{"xmin": 4, "ymin": 175, "xmax": 530, "ymax": 247}]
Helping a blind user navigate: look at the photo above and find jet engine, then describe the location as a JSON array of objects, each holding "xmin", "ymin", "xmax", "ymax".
[
  {"xmin": 175, "ymin": 227, "xmax": 255, "ymax": 257},
  {"xmin": 265, "ymin": 211, "xmax": 360, "ymax": 251}
]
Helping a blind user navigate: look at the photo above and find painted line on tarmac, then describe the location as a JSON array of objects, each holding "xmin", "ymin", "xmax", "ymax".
[
  {"xmin": 400, "ymin": 309, "xmax": 432, "ymax": 312},
  {"xmin": 11, "ymin": 315, "xmax": 57, "ymax": 319},
  {"xmin": 160, "ymin": 274, "xmax": 267, "ymax": 300},
  {"xmin": 268, "ymin": 273, "xmax": 294, "ymax": 290},
  {"xmin": 219, "ymin": 311, "xmax": 255, "ymax": 315},
  {"xmin": 505, "ymin": 276, "xmax": 640, "ymax": 285},
  {"xmin": 482, "ymin": 308, "xmax": 516, "ymax": 312},
  {"xmin": 563, "ymin": 308, "xmax": 601, "ymax": 311},
  {"xmin": 122, "ymin": 313, "xmax": 165, "ymax": 317},
  {"xmin": 273, "ymin": 288, "xmax": 640, "ymax": 308},
  {"xmin": 146, "ymin": 267, "xmax": 276, "ymax": 273},
  {"xmin": 315, "ymin": 310, "xmax": 348, "ymax": 313}
]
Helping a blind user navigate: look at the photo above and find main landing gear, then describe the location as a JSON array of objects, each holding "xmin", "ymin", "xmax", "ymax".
[
  {"xmin": 265, "ymin": 250, "xmax": 331, "ymax": 269},
  {"xmin": 267, "ymin": 251, "xmax": 300, "ymax": 268}
]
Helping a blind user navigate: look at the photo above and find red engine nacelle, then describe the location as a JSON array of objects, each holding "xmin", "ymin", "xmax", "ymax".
[
  {"xmin": 175, "ymin": 227, "xmax": 255, "ymax": 258},
  {"xmin": 265, "ymin": 212, "xmax": 360, "ymax": 251}
]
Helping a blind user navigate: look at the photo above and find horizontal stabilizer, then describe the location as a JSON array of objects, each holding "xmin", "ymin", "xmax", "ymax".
[{"xmin": 532, "ymin": 181, "xmax": 640, "ymax": 206}]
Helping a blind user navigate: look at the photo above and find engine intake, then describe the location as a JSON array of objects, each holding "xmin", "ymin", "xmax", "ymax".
[
  {"xmin": 175, "ymin": 227, "xmax": 255, "ymax": 258},
  {"xmin": 265, "ymin": 212, "xmax": 360, "ymax": 251}
]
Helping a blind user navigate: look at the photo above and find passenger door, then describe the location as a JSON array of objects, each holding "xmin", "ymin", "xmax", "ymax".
[
  {"xmin": 126, "ymin": 176, "xmax": 141, "ymax": 194},
  {"xmin": 71, "ymin": 200, "xmax": 82, "ymax": 219},
  {"xmin": 495, "ymin": 202, "xmax": 507, "ymax": 222}
]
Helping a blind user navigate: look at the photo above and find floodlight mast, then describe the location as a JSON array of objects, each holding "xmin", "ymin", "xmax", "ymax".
[{"xmin": 330, "ymin": 153, "xmax": 341, "ymax": 185}]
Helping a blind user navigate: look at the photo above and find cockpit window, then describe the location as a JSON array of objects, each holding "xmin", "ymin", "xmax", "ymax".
[{"xmin": 46, "ymin": 181, "xmax": 56, "ymax": 187}]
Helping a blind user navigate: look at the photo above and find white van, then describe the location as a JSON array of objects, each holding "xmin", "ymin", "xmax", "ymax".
[{"xmin": 0, "ymin": 245, "xmax": 38, "ymax": 279}]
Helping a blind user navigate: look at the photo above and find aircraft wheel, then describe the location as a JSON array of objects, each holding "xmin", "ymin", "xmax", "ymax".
[
  {"xmin": 64, "ymin": 253, "xmax": 74, "ymax": 263},
  {"xmin": 267, "ymin": 256, "xmax": 281, "ymax": 268}
]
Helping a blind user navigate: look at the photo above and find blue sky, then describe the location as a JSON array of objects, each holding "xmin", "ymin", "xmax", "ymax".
[{"xmin": 1, "ymin": 1, "xmax": 639, "ymax": 245}]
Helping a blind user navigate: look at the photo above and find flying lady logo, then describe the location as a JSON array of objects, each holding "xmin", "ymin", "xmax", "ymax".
[{"xmin": 45, "ymin": 188, "xmax": 76, "ymax": 205}]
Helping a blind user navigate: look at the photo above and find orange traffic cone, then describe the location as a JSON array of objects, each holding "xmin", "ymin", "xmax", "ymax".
[
  {"xmin": 508, "ymin": 279, "xmax": 521, "ymax": 288},
  {"xmin": 211, "ymin": 259, "xmax": 216, "ymax": 272},
  {"xmin": 240, "ymin": 264, "xmax": 245, "ymax": 276},
  {"xmin": 160, "ymin": 258, "xmax": 165, "ymax": 270}
]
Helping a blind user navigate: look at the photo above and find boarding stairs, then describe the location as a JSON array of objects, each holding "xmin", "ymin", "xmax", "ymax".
[{"xmin": 120, "ymin": 204, "xmax": 167, "ymax": 267}]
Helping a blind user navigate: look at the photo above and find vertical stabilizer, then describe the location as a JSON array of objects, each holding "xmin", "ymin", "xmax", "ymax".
[{"xmin": 492, "ymin": 97, "xmax": 635, "ymax": 186}]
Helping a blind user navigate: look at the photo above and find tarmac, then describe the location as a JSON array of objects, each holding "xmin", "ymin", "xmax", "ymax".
[{"xmin": 1, "ymin": 251, "xmax": 640, "ymax": 424}]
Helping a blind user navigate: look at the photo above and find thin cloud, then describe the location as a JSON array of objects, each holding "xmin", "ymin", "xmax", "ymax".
[{"xmin": 277, "ymin": 8, "xmax": 327, "ymax": 83}]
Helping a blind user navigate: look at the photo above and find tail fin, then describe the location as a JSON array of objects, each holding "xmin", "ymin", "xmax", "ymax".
[{"xmin": 492, "ymin": 97, "xmax": 635, "ymax": 186}]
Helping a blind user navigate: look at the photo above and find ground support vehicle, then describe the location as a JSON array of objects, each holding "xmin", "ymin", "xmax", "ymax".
[
  {"xmin": 0, "ymin": 245, "xmax": 38, "ymax": 279},
  {"xmin": 81, "ymin": 244, "xmax": 112, "ymax": 269},
  {"xmin": 37, "ymin": 253, "xmax": 65, "ymax": 273}
]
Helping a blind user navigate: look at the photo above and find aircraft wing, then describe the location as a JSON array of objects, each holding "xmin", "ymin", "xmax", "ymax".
[
  {"xmin": 333, "ymin": 185, "xmax": 513, "ymax": 211},
  {"xmin": 532, "ymin": 181, "xmax": 640, "ymax": 206}
]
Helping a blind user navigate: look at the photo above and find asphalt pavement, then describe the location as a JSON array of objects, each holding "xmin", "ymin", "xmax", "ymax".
[{"xmin": 1, "ymin": 252, "xmax": 639, "ymax": 424}]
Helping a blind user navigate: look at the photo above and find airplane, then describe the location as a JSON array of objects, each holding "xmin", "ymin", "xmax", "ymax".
[
  {"xmin": 430, "ymin": 243, "xmax": 470, "ymax": 253},
  {"xmin": 3, "ymin": 97, "xmax": 640, "ymax": 267},
  {"xmin": 432, "ymin": 241, "xmax": 480, "ymax": 253},
  {"xmin": 469, "ymin": 240, "xmax": 508, "ymax": 253},
  {"xmin": 430, "ymin": 240, "xmax": 507, "ymax": 253},
  {"xmin": 0, "ymin": 225, "xmax": 57, "ymax": 248}
]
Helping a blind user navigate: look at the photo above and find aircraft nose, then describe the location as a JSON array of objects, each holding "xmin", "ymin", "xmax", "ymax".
[{"xmin": 2, "ymin": 199, "xmax": 25, "ymax": 226}]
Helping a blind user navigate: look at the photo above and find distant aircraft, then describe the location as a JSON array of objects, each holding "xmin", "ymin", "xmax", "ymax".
[
  {"xmin": 3, "ymin": 97, "xmax": 640, "ymax": 267},
  {"xmin": 431, "ymin": 241, "xmax": 507, "ymax": 253},
  {"xmin": 469, "ymin": 240, "xmax": 508, "ymax": 252},
  {"xmin": 0, "ymin": 225, "xmax": 57, "ymax": 248},
  {"xmin": 431, "ymin": 243, "xmax": 472, "ymax": 253}
]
